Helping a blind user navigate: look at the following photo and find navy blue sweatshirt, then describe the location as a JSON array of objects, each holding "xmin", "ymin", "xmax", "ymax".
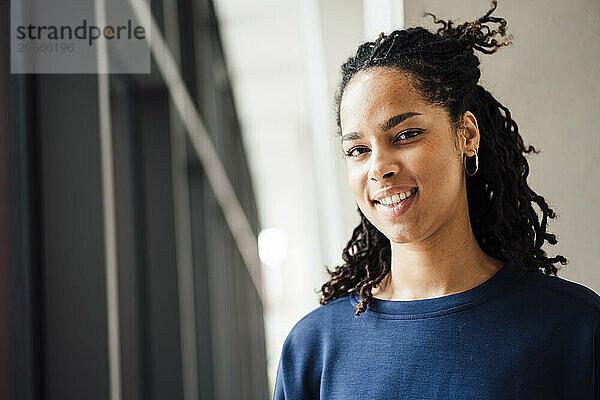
[{"xmin": 273, "ymin": 259, "xmax": 600, "ymax": 399}]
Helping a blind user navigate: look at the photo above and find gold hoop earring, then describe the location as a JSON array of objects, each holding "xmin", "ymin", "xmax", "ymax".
[{"xmin": 463, "ymin": 149, "xmax": 479, "ymax": 176}]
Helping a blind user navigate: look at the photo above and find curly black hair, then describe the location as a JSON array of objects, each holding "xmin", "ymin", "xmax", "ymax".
[{"xmin": 319, "ymin": 0, "xmax": 568, "ymax": 316}]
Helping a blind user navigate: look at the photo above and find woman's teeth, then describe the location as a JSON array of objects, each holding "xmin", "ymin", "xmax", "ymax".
[{"xmin": 378, "ymin": 188, "xmax": 417, "ymax": 206}]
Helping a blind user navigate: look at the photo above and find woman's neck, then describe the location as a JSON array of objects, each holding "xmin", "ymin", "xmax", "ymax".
[{"xmin": 371, "ymin": 218, "xmax": 503, "ymax": 301}]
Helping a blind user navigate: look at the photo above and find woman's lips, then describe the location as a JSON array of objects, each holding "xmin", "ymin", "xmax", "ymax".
[{"xmin": 373, "ymin": 187, "xmax": 418, "ymax": 218}]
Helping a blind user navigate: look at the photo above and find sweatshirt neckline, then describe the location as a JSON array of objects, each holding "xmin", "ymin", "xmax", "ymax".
[{"xmin": 349, "ymin": 259, "xmax": 519, "ymax": 319}]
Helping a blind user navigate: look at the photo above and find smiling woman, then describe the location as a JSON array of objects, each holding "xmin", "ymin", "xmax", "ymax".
[
  {"xmin": 273, "ymin": 1, "xmax": 600, "ymax": 399},
  {"xmin": 340, "ymin": 71, "xmax": 470, "ymax": 242}
]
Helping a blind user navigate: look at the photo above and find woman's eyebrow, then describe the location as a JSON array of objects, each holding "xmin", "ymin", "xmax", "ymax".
[
  {"xmin": 341, "ymin": 131, "xmax": 362, "ymax": 142},
  {"xmin": 380, "ymin": 112, "xmax": 422, "ymax": 132},
  {"xmin": 341, "ymin": 112, "xmax": 423, "ymax": 142}
]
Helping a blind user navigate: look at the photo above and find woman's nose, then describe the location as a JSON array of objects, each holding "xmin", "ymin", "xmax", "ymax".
[{"xmin": 367, "ymin": 149, "xmax": 399, "ymax": 181}]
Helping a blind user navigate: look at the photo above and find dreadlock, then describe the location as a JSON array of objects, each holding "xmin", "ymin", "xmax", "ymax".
[{"xmin": 320, "ymin": 0, "xmax": 567, "ymax": 316}]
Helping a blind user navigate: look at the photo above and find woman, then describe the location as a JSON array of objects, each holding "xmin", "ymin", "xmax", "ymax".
[{"xmin": 273, "ymin": 1, "xmax": 600, "ymax": 399}]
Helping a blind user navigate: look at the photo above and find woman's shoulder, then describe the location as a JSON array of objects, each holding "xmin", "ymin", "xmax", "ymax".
[
  {"xmin": 274, "ymin": 296, "xmax": 353, "ymax": 398},
  {"xmin": 281, "ymin": 295, "xmax": 353, "ymax": 350},
  {"xmin": 515, "ymin": 267, "xmax": 600, "ymax": 316}
]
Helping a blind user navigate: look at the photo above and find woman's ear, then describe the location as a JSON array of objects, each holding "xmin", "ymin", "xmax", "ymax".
[{"xmin": 460, "ymin": 111, "xmax": 480, "ymax": 155}]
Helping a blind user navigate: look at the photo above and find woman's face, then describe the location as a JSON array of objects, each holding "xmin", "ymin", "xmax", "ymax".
[{"xmin": 340, "ymin": 67, "xmax": 473, "ymax": 244}]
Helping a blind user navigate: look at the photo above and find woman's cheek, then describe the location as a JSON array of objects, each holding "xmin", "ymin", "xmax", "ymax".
[{"xmin": 346, "ymin": 164, "xmax": 367, "ymax": 199}]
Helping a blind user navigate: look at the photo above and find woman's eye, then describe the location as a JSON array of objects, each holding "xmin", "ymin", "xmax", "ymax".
[
  {"xmin": 395, "ymin": 130, "xmax": 421, "ymax": 141},
  {"xmin": 345, "ymin": 147, "xmax": 369, "ymax": 157},
  {"xmin": 344, "ymin": 131, "xmax": 421, "ymax": 157}
]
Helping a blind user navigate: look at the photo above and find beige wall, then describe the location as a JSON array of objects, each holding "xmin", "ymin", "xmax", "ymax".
[{"xmin": 404, "ymin": 0, "xmax": 600, "ymax": 291}]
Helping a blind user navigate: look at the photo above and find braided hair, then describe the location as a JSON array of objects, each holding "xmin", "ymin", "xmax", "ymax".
[{"xmin": 320, "ymin": 0, "xmax": 567, "ymax": 316}]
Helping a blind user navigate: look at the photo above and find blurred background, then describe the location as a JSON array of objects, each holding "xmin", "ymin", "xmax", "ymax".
[{"xmin": 1, "ymin": 0, "xmax": 599, "ymax": 399}]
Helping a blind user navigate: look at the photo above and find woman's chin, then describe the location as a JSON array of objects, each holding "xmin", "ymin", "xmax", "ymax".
[
  {"xmin": 365, "ymin": 209, "xmax": 423, "ymax": 244},
  {"xmin": 383, "ymin": 225, "xmax": 420, "ymax": 244}
]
